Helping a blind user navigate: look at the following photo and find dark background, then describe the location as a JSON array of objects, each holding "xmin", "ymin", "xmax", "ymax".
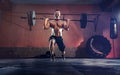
[{"xmin": 0, "ymin": 0, "xmax": 120, "ymax": 58}]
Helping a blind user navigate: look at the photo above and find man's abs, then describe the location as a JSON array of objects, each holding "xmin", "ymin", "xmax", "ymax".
[{"xmin": 51, "ymin": 28, "xmax": 63, "ymax": 37}]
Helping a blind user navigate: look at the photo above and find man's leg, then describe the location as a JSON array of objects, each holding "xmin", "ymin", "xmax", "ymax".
[
  {"xmin": 56, "ymin": 37, "xmax": 66, "ymax": 60},
  {"xmin": 49, "ymin": 39, "xmax": 56, "ymax": 61},
  {"xmin": 61, "ymin": 51, "xmax": 65, "ymax": 60}
]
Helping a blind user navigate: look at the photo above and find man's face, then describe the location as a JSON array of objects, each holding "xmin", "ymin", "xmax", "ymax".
[{"xmin": 54, "ymin": 11, "xmax": 61, "ymax": 19}]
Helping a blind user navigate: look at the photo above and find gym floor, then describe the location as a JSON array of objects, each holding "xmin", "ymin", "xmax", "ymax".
[{"xmin": 0, "ymin": 58, "xmax": 120, "ymax": 75}]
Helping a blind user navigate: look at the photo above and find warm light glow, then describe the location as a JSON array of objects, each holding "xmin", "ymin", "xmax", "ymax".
[
  {"xmin": 76, "ymin": 38, "xmax": 84, "ymax": 47},
  {"xmin": 106, "ymin": 52, "xmax": 114, "ymax": 58}
]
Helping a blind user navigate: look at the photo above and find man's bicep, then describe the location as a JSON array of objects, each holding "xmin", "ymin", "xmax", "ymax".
[{"xmin": 44, "ymin": 20, "xmax": 50, "ymax": 29}]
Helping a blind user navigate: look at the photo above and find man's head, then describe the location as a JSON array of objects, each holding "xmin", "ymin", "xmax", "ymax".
[{"xmin": 54, "ymin": 9, "xmax": 61, "ymax": 19}]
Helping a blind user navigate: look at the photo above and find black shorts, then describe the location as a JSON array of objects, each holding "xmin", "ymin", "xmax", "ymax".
[{"xmin": 49, "ymin": 35, "xmax": 65, "ymax": 52}]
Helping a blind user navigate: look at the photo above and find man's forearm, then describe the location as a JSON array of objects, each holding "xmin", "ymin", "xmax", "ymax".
[
  {"xmin": 44, "ymin": 18, "xmax": 50, "ymax": 29},
  {"xmin": 66, "ymin": 19, "xmax": 70, "ymax": 26},
  {"xmin": 64, "ymin": 19, "xmax": 70, "ymax": 30}
]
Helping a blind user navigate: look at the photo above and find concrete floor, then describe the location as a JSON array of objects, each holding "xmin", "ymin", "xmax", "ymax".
[{"xmin": 0, "ymin": 58, "xmax": 120, "ymax": 75}]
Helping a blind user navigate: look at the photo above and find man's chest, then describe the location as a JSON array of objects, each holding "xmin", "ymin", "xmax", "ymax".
[{"xmin": 50, "ymin": 20, "xmax": 64, "ymax": 28}]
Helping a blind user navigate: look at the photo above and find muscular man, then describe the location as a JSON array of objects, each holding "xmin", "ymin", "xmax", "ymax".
[{"xmin": 44, "ymin": 9, "xmax": 70, "ymax": 60}]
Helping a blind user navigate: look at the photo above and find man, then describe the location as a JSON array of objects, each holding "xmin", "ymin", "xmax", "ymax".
[{"xmin": 44, "ymin": 9, "xmax": 70, "ymax": 60}]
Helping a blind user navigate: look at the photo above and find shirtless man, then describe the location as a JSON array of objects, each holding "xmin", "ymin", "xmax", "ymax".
[{"xmin": 44, "ymin": 9, "xmax": 70, "ymax": 60}]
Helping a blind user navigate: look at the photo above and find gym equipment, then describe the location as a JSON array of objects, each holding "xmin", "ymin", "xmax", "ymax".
[
  {"xmin": 86, "ymin": 35, "xmax": 111, "ymax": 58},
  {"xmin": 80, "ymin": 13, "xmax": 87, "ymax": 28},
  {"xmin": 27, "ymin": 10, "xmax": 36, "ymax": 31},
  {"xmin": 21, "ymin": 10, "xmax": 100, "ymax": 31},
  {"xmin": 110, "ymin": 17, "xmax": 118, "ymax": 39}
]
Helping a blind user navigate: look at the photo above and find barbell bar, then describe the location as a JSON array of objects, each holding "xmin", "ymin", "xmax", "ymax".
[{"xmin": 21, "ymin": 10, "xmax": 99, "ymax": 31}]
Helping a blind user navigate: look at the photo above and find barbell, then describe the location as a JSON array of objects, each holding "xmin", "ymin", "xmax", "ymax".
[{"xmin": 21, "ymin": 10, "xmax": 100, "ymax": 31}]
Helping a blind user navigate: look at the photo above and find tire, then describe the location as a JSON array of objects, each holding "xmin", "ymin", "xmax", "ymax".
[{"xmin": 86, "ymin": 35, "xmax": 111, "ymax": 58}]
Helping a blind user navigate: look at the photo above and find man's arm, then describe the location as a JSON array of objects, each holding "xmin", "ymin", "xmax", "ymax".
[
  {"xmin": 44, "ymin": 18, "xmax": 50, "ymax": 30},
  {"xmin": 63, "ymin": 19, "xmax": 70, "ymax": 31}
]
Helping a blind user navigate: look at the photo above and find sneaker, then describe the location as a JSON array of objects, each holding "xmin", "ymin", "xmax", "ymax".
[{"xmin": 62, "ymin": 55, "xmax": 65, "ymax": 60}]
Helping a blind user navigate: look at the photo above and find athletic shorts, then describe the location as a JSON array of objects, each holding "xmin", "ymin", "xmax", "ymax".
[{"xmin": 49, "ymin": 35, "xmax": 65, "ymax": 52}]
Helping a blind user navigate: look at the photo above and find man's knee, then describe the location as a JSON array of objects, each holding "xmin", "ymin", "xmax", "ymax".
[
  {"xmin": 50, "ymin": 39, "xmax": 55, "ymax": 45},
  {"xmin": 49, "ymin": 39, "xmax": 55, "ymax": 49}
]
